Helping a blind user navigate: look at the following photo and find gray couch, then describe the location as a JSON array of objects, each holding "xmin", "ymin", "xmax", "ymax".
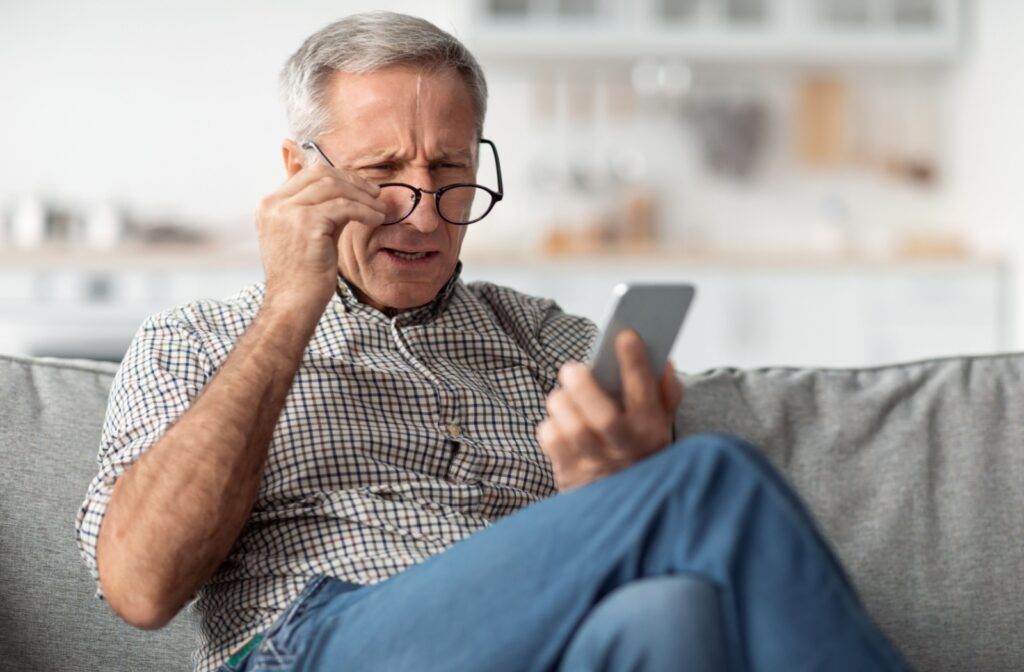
[{"xmin": 2, "ymin": 351, "xmax": 1023, "ymax": 671}]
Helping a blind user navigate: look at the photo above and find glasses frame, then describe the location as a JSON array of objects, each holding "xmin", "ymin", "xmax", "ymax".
[{"xmin": 299, "ymin": 138, "xmax": 504, "ymax": 226}]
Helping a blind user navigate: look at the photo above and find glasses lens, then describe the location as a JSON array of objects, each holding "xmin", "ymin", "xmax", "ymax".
[
  {"xmin": 378, "ymin": 184, "xmax": 418, "ymax": 224},
  {"xmin": 438, "ymin": 186, "xmax": 494, "ymax": 224}
]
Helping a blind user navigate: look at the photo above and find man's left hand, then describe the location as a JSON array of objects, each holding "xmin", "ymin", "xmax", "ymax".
[{"xmin": 537, "ymin": 329, "xmax": 684, "ymax": 491}]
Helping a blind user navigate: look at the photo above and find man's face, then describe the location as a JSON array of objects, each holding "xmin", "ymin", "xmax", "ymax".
[{"xmin": 284, "ymin": 65, "xmax": 478, "ymax": 314}]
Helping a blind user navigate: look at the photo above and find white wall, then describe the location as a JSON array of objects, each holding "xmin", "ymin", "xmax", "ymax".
[
  {"xmin": 4, "ymin": 0, "xmax": 1024, "ymax": 348},
  {"xmin": 0, "ymin": 1, "xmax": 464, "ymax": 227},
  {"xmin": 948, "ymin": 0, "xmax": 1024, "ymax": 344}
]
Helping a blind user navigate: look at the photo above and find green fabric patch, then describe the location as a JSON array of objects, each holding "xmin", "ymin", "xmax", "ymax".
[{"xmin": 226, "ymin": 633, "xmax": 264, "ymax": 668}]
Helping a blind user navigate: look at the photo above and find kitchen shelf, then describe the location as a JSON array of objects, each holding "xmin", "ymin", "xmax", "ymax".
[
  {"xmin": 0, "ymin": 241, "xmax": 1007, "ymax": 368},
  {"xmin": 0, "ymin": 242, "xmax": 1000, "ymax": 271},
  {"xmin": 467, "ymin": 0, "xmax": 962, "ymax": 64}
]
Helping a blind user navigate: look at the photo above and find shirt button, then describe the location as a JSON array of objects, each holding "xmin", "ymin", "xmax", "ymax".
[{"xmin": 445, "ymin": 422, "xmax": 463, "ymax": 437}]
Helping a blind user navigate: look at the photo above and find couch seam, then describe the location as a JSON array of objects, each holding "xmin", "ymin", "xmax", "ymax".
[{"xmin": 0, "ymin": 353, "xmax": 119, "ymax": 375}]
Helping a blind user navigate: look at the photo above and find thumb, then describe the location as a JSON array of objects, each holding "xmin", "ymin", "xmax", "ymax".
[{"xmin": 659, "ymin": 359, "xmax": 684, "ymax": 415}]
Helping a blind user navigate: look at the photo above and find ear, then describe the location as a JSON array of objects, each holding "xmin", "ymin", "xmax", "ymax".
[{"xmin": 281, "ymin": 139, "xmax": 306, "ymax": 178}]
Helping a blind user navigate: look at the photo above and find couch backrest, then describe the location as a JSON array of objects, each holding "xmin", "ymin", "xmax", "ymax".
[
  {"xmin": 0, "ymin": 354, "xmax": 197, "ymax": 672},
  {"xmin": 677, "ymin": 354, "xmax": 1024, "ymax": 672},
  {"xmin": 2, "ymin": 352, "xmax": 1023, "ymax": 671}
]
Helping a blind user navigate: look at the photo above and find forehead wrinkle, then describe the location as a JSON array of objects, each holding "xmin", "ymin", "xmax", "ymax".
[
  {"xmin": 327, "ymin": 67, "xmax": 476, "ymax": 166},
  {"xmin": 413, "ymin": 71, "xmax": 423, "ymax": 150},
  {"xmin": 350, "ymin": 145, "xmax": 473, "ymax": 166},
  {"xmin": 415, "ymin": 71, "xmax": 422, "ymax": 114}
]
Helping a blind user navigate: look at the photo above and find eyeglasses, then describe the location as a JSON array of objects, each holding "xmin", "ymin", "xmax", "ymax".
[{"xmin": 299, "ymin": 139, "xmax": 504, "ymax": 226}]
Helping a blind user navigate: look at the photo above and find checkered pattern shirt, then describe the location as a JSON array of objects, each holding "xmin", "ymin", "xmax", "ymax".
[{"xmin": 75, "ymin": 262, "xmax": 597, "ymax": 672}]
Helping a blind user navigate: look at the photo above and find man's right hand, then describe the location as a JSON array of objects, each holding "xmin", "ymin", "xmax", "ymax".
[
  {"xmin": 97, "ymin": 157, "xmax": 389, "ymax": 630},
  {"xmin": 255, "ymin": 159, "xmax": 387, "ymax": 317}
]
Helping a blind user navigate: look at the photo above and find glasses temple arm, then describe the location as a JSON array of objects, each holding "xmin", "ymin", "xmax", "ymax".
[
  {"xmin": 481, "ymin": 138, "xmax": 503, "ymax": 196},
  {"xmin": 300, "ymin": 141, "xmax": 336, "ymax": 169}
]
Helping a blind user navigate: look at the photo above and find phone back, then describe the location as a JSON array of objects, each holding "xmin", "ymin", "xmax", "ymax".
[{"xmin": 589, "ymin": 283, "xmax": 695, "ymax": 401}]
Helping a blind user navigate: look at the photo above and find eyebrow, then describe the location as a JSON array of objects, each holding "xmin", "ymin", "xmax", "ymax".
[{"xmin": 352, "ymin": 147, "xmax": 474, "ymax": 165}]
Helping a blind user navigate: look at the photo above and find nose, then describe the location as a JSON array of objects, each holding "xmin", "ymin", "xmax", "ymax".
[
  {"xmin": 402, "ymin": 188, "xmax": 442, "ymax": 233},
  {"xmin": 396, "ymin": 165, "xmax": 442, "ymax": 232}
]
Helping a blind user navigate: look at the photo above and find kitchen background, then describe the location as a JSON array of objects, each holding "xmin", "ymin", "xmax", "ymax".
[{"xmin": 1, "ymin": 0, "xmax": 1021, "ymax": 371}]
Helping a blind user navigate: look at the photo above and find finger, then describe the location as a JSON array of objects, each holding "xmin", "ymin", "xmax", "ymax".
[
  {"xmin": 276, "ymin": 160, "xmax": 337, "ymax": 199},
  {"xmin": 292, "ymin": 173, "xmax": 387, "ymax": 214},
  {"xmin": 659, "ymin": 359, "xmax": 684, "ymax": 415},
  {"xmin": 279, "ymin": 161, "xmax": 384, "ymax": 209},
  {"xmin": 302, "ymin": 156, "xmax": 382, "ymax": 199},
  {"xmin": 536, "ymin": 418, "xmax": 572, "ymax": 461},
  {"xmin": 537, "ymin": 418, "xmax": 589, "ymax": 491},
  {"xmin": 346, "ymin": 171, "xmax": 382, "ymax": 198},
  {"xmin": 558, "ymin": 361, "xmax": 632, "ymax": 452},
  {"xmin": 290, "ymin": 141, "xmax": 382, "ymax": 197},
  {"xmin": 616, "ymin": 330, "xmax": 660, "ymax": 417},
  {"xmin": 536, "ymin": 418, "xmax": 557, "ymax": 447},
  {"xmin": 312, "ymin": 198, "xmax": 387, "ymax": 230},
  {"xmin": 545, "ymin": 389, "xmax": 604, "ymax": 458}
]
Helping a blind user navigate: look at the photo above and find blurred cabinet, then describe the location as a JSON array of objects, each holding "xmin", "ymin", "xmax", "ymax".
[
  {"xmin": 0, "ymin": 253, "xmax": 261, "ymax": 361},
  {"xmin": 463, "ymin": 256, "xmax": 1007, "ymax": 371},
  {"xmin": 468, "ymin": 0, "xmax": 961, "ymax": 62},
  {"xmin": 0, "ymin": 251, "xmax": 1006, "ymax": 368}
]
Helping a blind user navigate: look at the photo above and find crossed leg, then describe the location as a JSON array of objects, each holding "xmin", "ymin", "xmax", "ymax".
[{"xmin": 233, "ymin": 434, "xmax": 908, "ymax": 672}]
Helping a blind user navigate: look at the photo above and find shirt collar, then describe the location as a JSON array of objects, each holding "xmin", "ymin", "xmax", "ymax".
[{"xmin": 334, "ymin": 260, "xmax": 463, "ymax": 325}]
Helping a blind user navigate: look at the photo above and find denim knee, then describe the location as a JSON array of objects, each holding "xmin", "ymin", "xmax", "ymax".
[
  {"xmin": 560, "ymin": 575, "xmax": 728, "ymax": 672},
  {"xmin": 655, "ymin": 432, "xmax": 776, "ymax": 488}
]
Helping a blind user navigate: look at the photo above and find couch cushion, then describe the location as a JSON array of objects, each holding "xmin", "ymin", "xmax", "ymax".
[
  {"xmin": 677, "ymin": 353, "xmax": 1024, "ymax": 672},
  {"xmin": 0, "ymin": 354, "xmax": 197, "ymax": 672},
  {"xmin": 3, "ymin": 351, "xmax": 1023, "ymax": 671}
]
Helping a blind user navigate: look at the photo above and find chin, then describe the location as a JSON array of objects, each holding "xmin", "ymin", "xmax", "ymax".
[{"xmin": 376, "ymin": 286, "xmax": 439, "ymax": 312}]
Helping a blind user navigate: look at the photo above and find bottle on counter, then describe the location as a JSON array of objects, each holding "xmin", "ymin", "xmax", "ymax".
[{"xmin": 11, "ymin": 195, "xmax": 47, "ymax": 249}]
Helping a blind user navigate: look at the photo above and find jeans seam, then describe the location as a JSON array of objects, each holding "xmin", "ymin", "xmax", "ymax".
[
  {"xmin": 282, "ymin": 575, "xmax": 331, "ymax": 629},
  {"xmin": 257, "ymin": 575, "xmax": 331, "ymax": 661},
  {"xmin": 255, "ymin": 637, "xmax": 294, "ymax": 669}
]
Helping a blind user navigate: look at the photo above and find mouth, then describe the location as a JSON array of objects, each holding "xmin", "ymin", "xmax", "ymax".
[{"xmin": 379, "ymin": 247, "xmax": 440, "ymax": 264}]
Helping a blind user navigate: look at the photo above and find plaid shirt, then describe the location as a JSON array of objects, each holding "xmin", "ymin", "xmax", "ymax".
[{"xmin": 76, "ymin": 262, "xmax": 597, "ymax": 672}]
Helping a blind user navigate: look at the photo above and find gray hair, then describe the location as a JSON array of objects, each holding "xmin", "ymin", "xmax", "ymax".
[{"xmin": 280, "ymin": 11, "xmax": 488, "ymax": 145}]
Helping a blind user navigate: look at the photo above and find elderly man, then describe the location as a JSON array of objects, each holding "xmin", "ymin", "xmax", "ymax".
[{"xmin": 77, "ymin": 12, "xmax": 907, "ymax": 672}]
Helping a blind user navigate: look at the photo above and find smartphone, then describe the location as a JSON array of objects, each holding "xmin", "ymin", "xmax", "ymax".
[{"xmin": 588, "ymin": 283, "xmax": 696, "ymax": 402}]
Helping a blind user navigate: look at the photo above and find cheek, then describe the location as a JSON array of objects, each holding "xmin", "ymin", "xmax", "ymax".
[
  {"xmin": 339, "ymin": 225, "xmax": 370, "ymax": 258},
  {"xmin": 335, "ymin": 225, "xmax": 377, "ymax": 279},
  {"xmin": 448, "ymin": 224, "xmax": 467, "ymax": 251}
]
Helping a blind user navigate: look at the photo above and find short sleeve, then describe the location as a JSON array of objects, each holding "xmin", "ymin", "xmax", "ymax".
[{"xmin": 75, "ymin": 311, "xmax": 215, "ymax": 599}]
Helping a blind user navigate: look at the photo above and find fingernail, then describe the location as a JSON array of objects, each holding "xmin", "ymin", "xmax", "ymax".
[{"xmin": 565, "ymin": 361, "xmax": 585, "ymax": 375}]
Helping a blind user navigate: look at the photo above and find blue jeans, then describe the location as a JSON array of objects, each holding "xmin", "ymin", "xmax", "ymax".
[{"xmin": 222, "ymin": 434, "xmax": 908, "ymax": 671}]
